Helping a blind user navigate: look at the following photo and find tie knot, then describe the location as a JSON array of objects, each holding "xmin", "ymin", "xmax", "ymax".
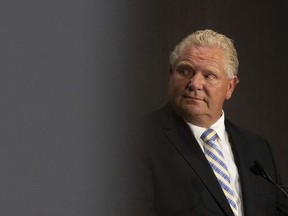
[{"xmin": 200, "ymin": 128, "xmax": 218, "ymax": 143}]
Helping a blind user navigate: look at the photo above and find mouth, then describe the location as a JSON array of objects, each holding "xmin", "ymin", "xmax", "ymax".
[
  {"xmin": 183, "ymin": 95, "xmax": 203, "ymax": 101},
  {"xmin": 182, "ymin": 95, "xmax": 206, "ymax": 106}
]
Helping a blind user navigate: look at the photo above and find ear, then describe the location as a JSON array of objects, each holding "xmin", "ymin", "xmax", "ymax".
[{"xmin": 225, "ymin": 76, "xmax": 239, "ymax": 100}]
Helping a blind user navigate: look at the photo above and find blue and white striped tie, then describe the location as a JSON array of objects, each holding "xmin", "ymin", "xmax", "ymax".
[{"xmin": 201, "ymin": 129, "xmax": 238, "ymax": 216}]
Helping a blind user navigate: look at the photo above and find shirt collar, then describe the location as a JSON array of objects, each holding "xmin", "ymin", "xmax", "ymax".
[{"xmin": 185, "ymin": 111, "xmax": 226, "ymax": 141}]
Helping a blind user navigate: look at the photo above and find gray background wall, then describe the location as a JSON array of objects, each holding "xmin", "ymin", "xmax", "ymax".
[{"xmin": 0, "ymin": 0, "xmax": 287, "ymax": 215}]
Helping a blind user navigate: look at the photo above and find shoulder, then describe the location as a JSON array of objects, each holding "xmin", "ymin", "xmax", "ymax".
[
  {"xmin": 225, "ymin": 119, "xmax": 267, "ymax": 142},
  {"xmin": 133, "ymin": 103, "xmax": 185, "ymax": 149},
  {"xmin": 224, "ymin": 119, "xmax": 274, "ymax": 163},
  {"xmin": 142, "ymin": 103, "xmax": 186, "ymax": 130}
]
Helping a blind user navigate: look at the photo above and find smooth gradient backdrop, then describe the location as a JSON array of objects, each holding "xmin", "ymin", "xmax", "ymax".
[{"xmin": 0, "ymin": 0, "xmax": 287, "ymax": 215}]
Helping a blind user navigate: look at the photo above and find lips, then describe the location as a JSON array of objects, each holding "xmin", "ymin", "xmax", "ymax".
[{"xmin": 183, "ymin": 95, "xmax": 203, "ymax": 101}]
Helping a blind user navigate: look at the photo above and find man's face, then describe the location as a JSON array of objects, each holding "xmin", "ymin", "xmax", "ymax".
[{"xmin": 169, "ymin": 45, "xmax": 238, "ymax": 127}]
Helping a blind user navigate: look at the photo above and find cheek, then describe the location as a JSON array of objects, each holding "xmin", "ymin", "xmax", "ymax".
[
  {"xmin": 206, "ymin": 86, "xmax": 228, "ymax": 101},
  {"xmin": 169, "ymin": 76, "xmax": 186, "ymax": 90},
  {"xmin": 169, "ymin": 78, "xmax": 185, "ymax": 100},
  {"xmin": 169, "ymin": 78, "xmax": 178, "ymax": 93}
]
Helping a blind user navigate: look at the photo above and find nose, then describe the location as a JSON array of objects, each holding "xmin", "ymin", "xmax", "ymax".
[{"xmin": 186, "ymin": 73, "xmax": 204, "ymax": 91}]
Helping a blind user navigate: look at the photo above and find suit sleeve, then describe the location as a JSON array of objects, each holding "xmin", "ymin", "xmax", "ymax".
[
  {"xmin": 127, "ymin": 139, "xmax": 161, "ymax": 216},
  {"xmin": 266, "ymin": 140, "xmax": 288, "ymax": 215},
  {"xmin": 125, "ymin": 122, "xmax": 159, "ymax": 216}
]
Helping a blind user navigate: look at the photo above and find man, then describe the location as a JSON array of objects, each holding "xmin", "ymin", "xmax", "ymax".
[{"xmin": 131, "ymin": 29, "xmax": 288, "ymax": 216}]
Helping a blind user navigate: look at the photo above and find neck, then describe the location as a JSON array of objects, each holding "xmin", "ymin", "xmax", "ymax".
[{"xmin": 182, "ymin": 113, "xmax": 222, "ymax": 128}]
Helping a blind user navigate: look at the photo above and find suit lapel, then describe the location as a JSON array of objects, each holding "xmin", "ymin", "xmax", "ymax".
[
  {"xmin": 225, "ymin": 121, "xmax": 259, "ymax": 216},
  {"xmin": 159, "ymin": 105, "xmax": 235, "ymax": 216}
]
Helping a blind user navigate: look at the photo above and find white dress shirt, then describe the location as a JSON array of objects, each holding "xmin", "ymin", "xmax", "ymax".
[{"xmin": 185, "ymin": 113, "xmax": 244, "ymax": 216}]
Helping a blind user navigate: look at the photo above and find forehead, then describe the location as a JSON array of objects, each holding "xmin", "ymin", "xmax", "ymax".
[
  {"xmin": 177, "ymin": 45, "xmax": 224, "ymax": 69},
  {"xmin": 179, "ymin": 45, "xmax": 223, "ymax": 60}
]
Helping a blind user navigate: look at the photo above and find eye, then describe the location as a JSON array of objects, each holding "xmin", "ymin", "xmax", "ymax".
[
  {"xmin": 207, "ymin": 74, "xmax": 216, "ymax": 79},
  {"xmin": 205, "ymin": 74, "xmax": 217, "ymax": 80},
  {"xmin": 177, "ymin": 67, "xmax": 192, "ymax": 77}
]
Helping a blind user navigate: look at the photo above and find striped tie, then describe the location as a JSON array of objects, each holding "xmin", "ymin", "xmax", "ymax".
[{"xmin": 201, "ymin": 129, "xmax": 238, "ymax": 216}]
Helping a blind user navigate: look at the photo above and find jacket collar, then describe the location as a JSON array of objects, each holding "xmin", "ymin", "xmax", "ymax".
[{"xmin": 158, "ymin": 103, "xmax": 236, "ymax": 216}]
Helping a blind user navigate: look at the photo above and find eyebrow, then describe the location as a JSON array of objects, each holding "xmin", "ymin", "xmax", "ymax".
[
  {"xmin": 176, "ymin": 61, "xmax": 220, "ymax": 75},
  {"xmin": 176, "ymin": 61, "xmax": 194, "ymax": 68}
]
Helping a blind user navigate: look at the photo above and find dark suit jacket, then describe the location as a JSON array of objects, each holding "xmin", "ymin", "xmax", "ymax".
[{"xmin": 130, "ymin": 103, "xmax": 288, "ymax": 216}]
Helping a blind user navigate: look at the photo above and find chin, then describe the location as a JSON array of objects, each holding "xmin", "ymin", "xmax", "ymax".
[{"xmin": 178, "ymin": 105, "xmax": 204, "ymax": 118}]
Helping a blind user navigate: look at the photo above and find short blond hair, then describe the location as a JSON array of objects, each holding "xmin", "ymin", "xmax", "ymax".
[{"xmin": 169, "ymin": 29, "xmax": 239, "ymax": 79}]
